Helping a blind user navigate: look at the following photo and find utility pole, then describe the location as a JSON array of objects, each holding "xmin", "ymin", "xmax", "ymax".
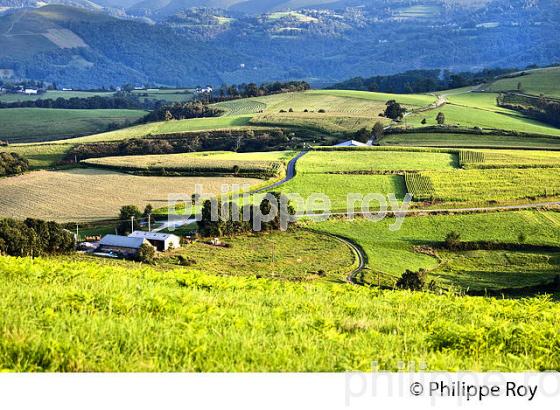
[
  {"xmin": 148, "ymin": 214, "xmax": 151, "ymax": 232},
  {"xmin": 75, "ymin": 223, "xmax": 79, "ymax": 241},
  {"xmin": 131, "ymin": 216, "xmax": 135, "ymax": 233}
]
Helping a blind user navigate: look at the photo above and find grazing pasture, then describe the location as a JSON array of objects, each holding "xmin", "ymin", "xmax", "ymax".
[
  {"xmin": 313, "ymin": 210, "xmax": 560, "ymax": 285},
  {"xmin": 278, "ymin": 173, "xmax": 406, "ymax": 212},
  {"xmin": 7, "ymin": 143, "xmax": 72, "ymax": 168},
  {"xmin": 406, "ymin": 102, "xmax": 560, "ymax": 136},
  {"xmin": 0, "ymin": 168, "xmax": 260, "ymax": 221},
  {"xmin": 2, "ymin": 255, "xmax": 560, "ymax": 371},
  {"xmin": 486, "ymin": 67, "xmax": 560, "ymax": 98},
  {"xmin": 160, "ymin": 229, "xmax": 355, "ymax": 282},
  {"xmin": 0, "ymin": 108, "xmax": 147, "ymax": 143}
]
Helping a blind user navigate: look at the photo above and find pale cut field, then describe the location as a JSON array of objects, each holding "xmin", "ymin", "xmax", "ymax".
[{"xmin": 0, "ymin": 169, "xmax": 260, "ymax": 222}]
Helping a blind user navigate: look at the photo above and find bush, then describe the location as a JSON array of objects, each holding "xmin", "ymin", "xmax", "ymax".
[
  {"xmin": 177, "ymin": 255, "xmax": 196, "ymax": 266},
  {"xmin": 396, "ymin": 269, "xmax": 428, "ymax": 291},
  {"xmin": 318, "ymin": 109, "xmax": 326, "ymax": 113},
  {"xmin": 445, "ymin": 231, "xmax": 461, "ymax": 250},
  {"xmin": 136, "ymin": 243, "xmax": 155, "ymax": 264},
  {"xmin": 0, "ymin": 152, "xmax": 29, "ymax": 176}
]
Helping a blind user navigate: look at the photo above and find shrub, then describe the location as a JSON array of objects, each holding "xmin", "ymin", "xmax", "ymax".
[
  {"xmin": 177, "ymin": 255, "xmax": 196, "ymax": 266},
  {"xmin": 396, "ymin": 269, "xmax": 428, "ymax": 291},
  {"xmin": 518, "ymin": 232, "xmax": 527, "ymax": 243},
  {"xmin": 445, "ymin": 231, "xmax": 462, "ymax": 250},
  {"xmin": 318, "ymin": 109, "xmax": 326, "ymax": 113},
  {"xmin": 136, "ymin": 243, "xmax": 155, "ymax": 264}
]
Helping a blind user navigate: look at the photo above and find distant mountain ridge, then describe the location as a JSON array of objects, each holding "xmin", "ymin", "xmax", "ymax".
[{"xmin": 0, "ymin": 2, "xmax": 559, "ymax": 88}]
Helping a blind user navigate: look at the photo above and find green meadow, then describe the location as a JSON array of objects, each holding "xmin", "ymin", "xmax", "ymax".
[
  {"xmin": 1, "ymin": 255, "xmax": 560, "ymax": 371},
  {"xmin": 0, "ymin": 108, "xmax": 147, "ymax": 143}
]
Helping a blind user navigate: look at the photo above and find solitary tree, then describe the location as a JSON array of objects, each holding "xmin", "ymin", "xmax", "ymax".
[
  {"xmin": 396, "ymin": 269, "xmax": 428, "ymax": 291},
  {"xmin": 136, "ymin": 243, "xmax": 155, "ymax": 264},
  {"xmin": 384, "ymin": 100, "xmax": 406, "ymax": 120},
  {"xmin": 372, "ymin": 121, "xmax": 385, "ymax": 142},
  {"xmin": 436, "ymin": 112, "xmax": 446, "ymax": 125},
  {"xmin": 117, "ymin": 205, "xmax": 142, "ymax": 235}
]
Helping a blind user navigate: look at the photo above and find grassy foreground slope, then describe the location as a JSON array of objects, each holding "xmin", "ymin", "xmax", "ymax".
[{"xmin": 1, "ymin": 255, "xmax": 559, "ymax": 372}]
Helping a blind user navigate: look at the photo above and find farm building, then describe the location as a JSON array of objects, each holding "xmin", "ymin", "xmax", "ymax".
[
  {"xmin": 128, "ymin": 231, "xmax": 181, "ymax": 252},
  {"xmin": 334, "ymin": 140, "xmax": 368, "ymax": 147},
  {"xmin": 97, "ymin": 235, "xmax": 151, "ymax": 258}
]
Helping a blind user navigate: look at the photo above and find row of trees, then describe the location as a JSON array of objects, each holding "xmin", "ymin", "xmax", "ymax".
[
  {"xmin": 198, "ymin": 192, "xmax": 295, "ymax": 237},
  {"xmin": 66, "ymin": 129, "xmax": 295, "ymax": 162},
  {"xmin": 142, "ymin": 101, "xmax": 223, "ymax": 122},
  {"xmin": 208, "ymin": 81, "xmax": 311, "ymax": 102},
  {"xmin": 0, "ymin": 218, "xmax": 75, "ymax": 257},
  {"xmin": 0, "ymin": 152, "xmax": 29, "ymax": 177},
  {"xmin": 0, "ymin": 94, "xmax": 162, "ymax": 111}
]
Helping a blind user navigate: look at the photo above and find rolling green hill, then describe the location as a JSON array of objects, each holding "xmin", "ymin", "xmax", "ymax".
[
  {"xmin": 0, "ymin": 108, "xmax": 147, "ymax": 143},
  {"xmin": 486, "ymin": 66, "xmax": 560, "ymax": 98}
]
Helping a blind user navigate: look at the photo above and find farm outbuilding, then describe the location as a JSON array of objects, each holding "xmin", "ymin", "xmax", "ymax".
[
  {"xmin": 128, "ymin": 231, "xmax": 181, "ymax": 252},
  {"xmin": 334, "ymin": 140, "xmax": 368, "ymax": 147},
  {"xmin": 98, "ymin": 235, "xmax": 151, "ymax": 258}
]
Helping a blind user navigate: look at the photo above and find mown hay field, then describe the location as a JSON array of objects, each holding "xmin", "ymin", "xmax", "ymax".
[
  {"xmin": 2, "ymin": 254, "xmax": 560, "ymax": 371},
  {"xmin": 0, "ymin": 168, "xmax": 260, "ymax": 221},
  {"xmin": 83, "ymin": 151, "xmax": 295, "ymax": 178}
]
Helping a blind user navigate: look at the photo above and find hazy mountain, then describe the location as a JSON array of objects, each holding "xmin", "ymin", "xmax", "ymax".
[{"xmin": 0, "ymin": 1, "xmax": 558, "ymax": 88}]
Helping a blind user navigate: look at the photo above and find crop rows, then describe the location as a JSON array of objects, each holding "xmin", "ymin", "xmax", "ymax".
[
  {"xmin": 459, "ymin": 150, "xmax": 486, "ymax": 167},
  {"xmin": 404, "ymin": 172, "xmax": 434, "ymax": 201}
]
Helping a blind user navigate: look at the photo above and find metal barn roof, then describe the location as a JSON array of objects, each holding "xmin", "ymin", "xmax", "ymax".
[
  {"xmin": 99, "ymin": 235, "xmax": 147, "ymax": 249},
  {"xmin": 128, "ymin": 231, "xmax": 180, "ymax": 242}
]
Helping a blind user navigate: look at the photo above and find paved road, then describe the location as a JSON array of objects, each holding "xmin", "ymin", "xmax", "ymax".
[{"xmin": 251, "ymin": 150, "xmax": 308, "ymax": 194}]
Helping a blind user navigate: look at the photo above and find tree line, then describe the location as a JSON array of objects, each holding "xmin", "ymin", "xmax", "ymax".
[
  {"xmin": 328, "ymin": 68, "xmax": 520, "ymax": 94},
  {"xmin": 141, "ymin": 101, "xmax": 224, "ymax": 122},
  {"xmin": 0, "ymin": 93, "xmax": 164, "ymax": 111},
  {"xmin": 0, "ymin": 152, "xmax": 29, "ymax": 177},
  {"xmin": 0, "ymin": 218, "xmax": 75, "ymax": 257},
  {"xmin": 66, "ymin": 129, "xmax": 296, "ymax": 161},
  {"xmin": 208, "ymin": 81, "xmax": 311, "ymax": 102}
]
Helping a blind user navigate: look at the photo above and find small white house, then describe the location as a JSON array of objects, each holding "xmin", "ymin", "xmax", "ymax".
[
  {"xmin": 23, "ymin": 88, "xmax": 38, "ymax": 95},
  {"xmin": 128, "ymin": 231, "xmax": 181, "ymax": 252},
  {"xmin": 334, "ymin": 140, "xmax": 368, "ymax": 147}
]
